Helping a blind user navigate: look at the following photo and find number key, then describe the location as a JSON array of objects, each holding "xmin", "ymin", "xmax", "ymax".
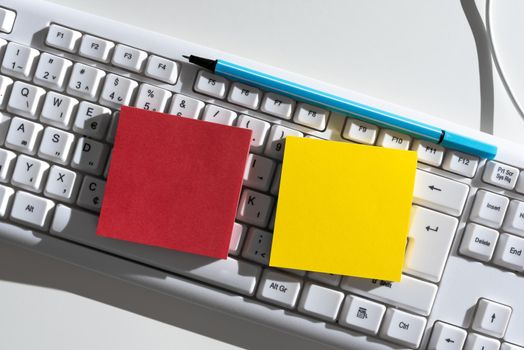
[
  {"xmin": 67, "ymin": 63, "xmax": 106, "ymax": 101},
  {"xmin": 1, "ymin": 42, "xmax": 40, "ymax": 80},
  {"xmin": 99, "ymin": 74, "xmax": 138, "ymax": 109},
  {"xmin": 33, "ymin": 53, "xmax": 72, "ymax": 90},
  {"xmin": 264, "ymin": 125, "xmax": 303, "ymax": 160}
]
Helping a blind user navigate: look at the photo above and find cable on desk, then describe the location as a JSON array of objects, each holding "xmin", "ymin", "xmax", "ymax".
[{"xmin": 485, "ymin": 0, "xmax": 524, "ymax": 121}]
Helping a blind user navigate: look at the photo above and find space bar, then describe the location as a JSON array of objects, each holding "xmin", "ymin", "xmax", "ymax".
[{"xmin": 49, "ymin": 205, "xmax": 261, "ymax": 296}]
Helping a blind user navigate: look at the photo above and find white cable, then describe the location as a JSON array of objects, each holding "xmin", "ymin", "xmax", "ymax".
[{"xmin": 485, "ymin": 0, "xmax": 524, "ymax": 119}]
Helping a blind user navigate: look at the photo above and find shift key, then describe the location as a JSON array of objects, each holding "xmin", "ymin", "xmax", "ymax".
[
  {"xmin": 340, "ymin": 274, "xmax": 438, "ymax": 316},
  {"xmin": 413, "ymin": 169, "xmax": 469, "ymax": 216}
]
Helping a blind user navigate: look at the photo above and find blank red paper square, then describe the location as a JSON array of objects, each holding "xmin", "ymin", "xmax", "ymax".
[{"xmin": 97, "ymin": 106, "xmax": 252, "ymax": 259}]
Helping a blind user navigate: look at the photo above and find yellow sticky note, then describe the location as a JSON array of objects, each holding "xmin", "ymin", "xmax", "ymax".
[{"xmin": 270, "ymin": 137, "xmax": 417, "ymax": 282}]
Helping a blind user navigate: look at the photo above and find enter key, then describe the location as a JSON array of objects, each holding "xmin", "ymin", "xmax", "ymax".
[{"xmin": 403, "ymin": 205, "xmax": 459, "ymax": 283}]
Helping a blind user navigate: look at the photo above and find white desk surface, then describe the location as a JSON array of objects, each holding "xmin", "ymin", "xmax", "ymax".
[{"xmin": 1, "ymin": 1, "xmax": 523, "ymax": 349}]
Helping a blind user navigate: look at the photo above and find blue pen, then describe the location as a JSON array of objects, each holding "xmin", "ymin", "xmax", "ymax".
[{"xmin": 184, "ymin": 55, "xmax": 497, "ymax": 159}]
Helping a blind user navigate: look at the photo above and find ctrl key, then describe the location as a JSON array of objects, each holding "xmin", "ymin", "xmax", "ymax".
[{"xmin": 379, "ymin": 308, "xmax": 427, "ymax": 348}]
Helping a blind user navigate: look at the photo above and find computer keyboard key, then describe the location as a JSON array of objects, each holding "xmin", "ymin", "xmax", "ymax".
[
  {"xmin": 44, "ymin": 165, "xmax": 79, "ymax": 203},
  {"xmin": 379, "ymin": 308, "xmax": 426, "ymax": 348},
  {"xmin": 201, "ymin": 104, "xmax": 237, "ymax": 126},
  {"xmin": 11, "ymin": 154, "xmax": 49, "ymax": 192},
  {"xmin": 168, "ymin": 94, "xmax": 205, "ymax": 119},
  {"xmin": 99, "ymin": 74, "xmax": 138, "ymax": 109},
  {"xmin": 503, "ymin": 200, "xmax": 524, "ymax": 237},
  {"xmin": 260, "ymin": 92, "xmax": 295, "ymax": 120},
  {"xmin": 134, "ymin": 83, "xmax": 171, "ymax": 112},
  {"xmin": 4, "ymin": 117, "xmax": 43, "ymax": 155},
  {"xmin": 111, "ymin": 44, "xmax": 148, "ymax": 72},
  {"xmin": 470, "ymin": 190, "xmax": 509, "ymax": 229},
  {"xmin": 1, "ymin": 42, "xmax": 39, "ymax": 81},
  {"xmin": 228, "ymin": 222, "xmax": 246, "ymax": 256},
  {"xmin": 483, "ymin": 161, "xmax": 519, "ymax": 190},
  {"xmin": 33, "ymin": 53, "xmax": 72, "ymax": 90},
  {"xmin": 341, "ymin": 274, "xmax": 438, "ymax": 316},
  {"xmin": 0, "ymin": 184, "xmax": 14, "ymax": 217},
  {"xmin": 341, "ymin": 118, "xmax": 379, "ymax": 145},
  {"xmin": 103, "ymin": 151, "xmax": 111, "ymax": 179},
  {"xmin": 10, "ymin": 190, "xmax": 55, "ymax": 229},
  {"xmin": 241, "ymin": 227, "xmax": 272, "ymax": 265},
  {"xmin": 227, "ymin": 82, "xmax": 261, "ymax": 109},
  {"xmin": 40, "ymin": 92, "xmax": 78, "ymax": 130},
  {"xmin": 37, "ymin": 127, "xmax": 75, "ymax": 164},
  {"xmin": 0, "ymin": 111, "xmax": 11, "ymax": 144},
  {"xmin": 67, "ymin": 63, "xmax": 106, "ymax": 101},
  {"xmin": 243, "ymin": 154, "xmax": 276, "ymax": 192},
  {"xmin": 45, "ymin": 24, "xmax": 82, "ymax": 53},
  {"xmin": 464, "ymin": 333, "xmax": 500, "ymax": 350},
  {"xmin": 0, "ymin": 148, "xmax": 16, "ymax": 182},
  {"xmin": 413, "ymin": 170, "xmax": 469, "ymax": 216},
  {"xmin": 106, "ymin": 112, "xmax": 119, "ymax": 144},
  {"xmin": 144, "ymin": 55, "xmax": 179, "ymax": 84},
  {"xmin": 442, "ymin": 151, "xmax": 479, "ymax": 178},
  {"xmin": 501, "ymin": 343, "xmax": 524, "ymax": 350},
  {"xmin": 237, "ymin": 189, "xmax": 274, "ymax": 227},
  {"xmin": 236, "ymin": 114, "xmax": 270, "ymax": 153},
  {"xmin": 459, "ymin": 223, "xmax": 499, "ymax": 262},
  {"xmin": 472, "ymin": 298, "xmax": 512, "ymax": 338},
  {"xmin": 516, "ymin": 171, "xmax": 524, "ymax": 194},
  {"xmin": 77, "ymin": 175, "xmax": 105, "ymax": 212},
  {"xmin": 268, "ymin": 207, "xmax": 276, "ymax": 231},
  {"xmin": 404, "ymin": 206, "xmax": 458, "ymax": 282},
  {"xmin": 427, "ymin": 321, "xmax": 467, "ymax": 350},
  {"xmin": 194, "ymin": 70, "xmax": 228, "ymax": 99},
  {"xmin": 0, "ymin": 8, "xmax": 16, "ymax": 33},
  {"xmin": 377, "ymin": 129, "xmax": 412, "ymax": 150},
  {"xmin": 264, "ymin": 125, "xmax": 303, "ymax": 160},
  {"xmin": 257, "ymin": 269, "xmax": 302, "ymax": 309},
  {"xmin": 411, "ymin": 139, "xmax": 445, "ymax": 167},
  {"xmin": 0, "ymin": 75, "xmax": 13, "ymax": 108},
  {"xmin": 297, "ymin": 283, "xmax": 344, "ymax": 322},
  {"xmin": 73, "ymin": 101, "xmax": 112, "ymax": 140},
  {"xmin": 338, "ymin": 294, "xmax": 386, "ymax": 335},
  {"xmin": 493, "ymin": 233, "xmax": 524, "ymax": 272},
  {"xmin": 270, "ymin": 163, "xmax": 282, "ymax": 196},
  {"xmin": 71, "ymin": 137, "xmax": 108, "ymax": 175},
  {"xmin": 79, "ymin": 35, "xmax": 115, "ymax": 63},
  {"xmin": 7, "ymin": 81, "xmax": 46, "ymax": 119},
  {"xmin": 293, "ymin": 103, "xmax": 328, "ymax": 131},
  {"xmin": 307, "ymin": 272, "xmax": 341, "ymax": 287}
]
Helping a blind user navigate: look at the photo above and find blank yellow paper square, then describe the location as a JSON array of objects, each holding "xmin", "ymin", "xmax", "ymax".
[{"xmin": 270, "ymin": 137, "xmax": 417, "ymax": 282}]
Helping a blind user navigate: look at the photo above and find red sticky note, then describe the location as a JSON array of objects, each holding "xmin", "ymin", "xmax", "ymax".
[{"xmin": 97, "ymin": 106, "xmax": 252, "ymax": 259}]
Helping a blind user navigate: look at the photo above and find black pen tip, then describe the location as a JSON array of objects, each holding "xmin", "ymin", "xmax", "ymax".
[{"xmin": 183, "ymin": 55, "xmax": 217, "ymax": 72}]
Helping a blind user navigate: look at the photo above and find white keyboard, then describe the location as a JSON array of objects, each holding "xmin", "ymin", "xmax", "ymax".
[{"xmin": 1, "ymin": 1, "xmax": 524, "ymax": 349}]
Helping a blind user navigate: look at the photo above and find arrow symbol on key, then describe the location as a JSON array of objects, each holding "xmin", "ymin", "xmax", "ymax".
[
  {"xmin": 491, "ymin": 313, "xmax": 496, "ymax": 323},
  {"xmin": 445, "ymin": 338, "xmax": 454, "ymax": 343},
  {"xmin": 425, "ymin": 225, "xmax": 439, "ymax": 232},
  {"xmin": 428, "ymin": 185, "xmax": 441, "ymax": 191}
]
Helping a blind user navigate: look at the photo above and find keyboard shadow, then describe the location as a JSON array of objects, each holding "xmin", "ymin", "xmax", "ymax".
[{"xmin": 0, "ymin": 238, "xmax": 342, "ymax": 350}]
